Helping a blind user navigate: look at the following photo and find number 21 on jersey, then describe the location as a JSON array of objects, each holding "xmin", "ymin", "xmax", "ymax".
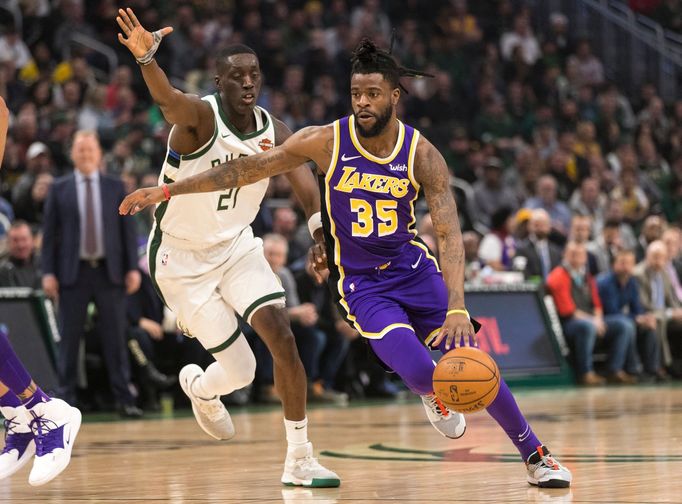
[{"xmin": 350, "ymin": 198, "xmax": 397, "ymax": 237}]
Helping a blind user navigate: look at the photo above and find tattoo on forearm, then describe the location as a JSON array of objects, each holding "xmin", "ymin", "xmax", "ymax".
[
  {"xmin": 419, "ymin": 144, "xmax": 466, "ymax": 307},
  {"xmin": 172, "ymin": 150, "xmax": 288, "ymax": 196}
]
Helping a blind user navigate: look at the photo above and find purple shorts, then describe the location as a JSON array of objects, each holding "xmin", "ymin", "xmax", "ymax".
[{"xmin": 340, "ymin": 241, "xmax": 448, "ymax": 342}]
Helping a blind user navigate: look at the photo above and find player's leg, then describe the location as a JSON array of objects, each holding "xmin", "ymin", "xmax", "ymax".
[
  {"xmin": 0, "ymin": 325, "xmax": 80, "ymax": 485},
  {"xmin": 222, "ymin": 230, "xmax": 339, "ymax": 488},
  {"xmin": 405, "ymin": 248, "xmax": 572, "ymax": 488},
  {"xmin": 152, "ymin": 238, "xmax": 262, "ymax": 440}
]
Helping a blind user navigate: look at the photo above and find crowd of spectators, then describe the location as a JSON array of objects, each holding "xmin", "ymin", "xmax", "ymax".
[{"xmin": 0, "ymin": 0, "xmax": 681, "ymax": 413}]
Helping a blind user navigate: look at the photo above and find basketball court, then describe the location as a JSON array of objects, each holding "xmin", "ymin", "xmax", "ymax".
[{"xmin": 3, "ymin": 385, "xmax": 681, "ymax": 503}]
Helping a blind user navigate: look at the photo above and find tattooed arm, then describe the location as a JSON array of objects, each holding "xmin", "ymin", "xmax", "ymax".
[
  {"xmin": 119, "ymin": 124, "xmax": 331, "ymax": 215},
  {"xmin": 414, "ymin": 136, "xmax": 476, "ymax": 349}
]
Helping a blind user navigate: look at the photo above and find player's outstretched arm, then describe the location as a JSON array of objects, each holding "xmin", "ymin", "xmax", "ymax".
[
  {"xmin": 119, "ymin": 126, "xmax": 326, "ymax": 215},
  {"xmin": 116, "ymin": 7, "xmax": 208, "ymax": 128},
  {"xmin": 414, "ymin": 137, "xmax": 476, "ymax": 350}
]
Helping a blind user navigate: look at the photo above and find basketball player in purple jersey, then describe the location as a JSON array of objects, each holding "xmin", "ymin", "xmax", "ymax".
[
  {"xmin": 0, "ymin": 97, "xmax": 81, "ymax": 486},
  {"xmin": 121, "ymin": 40, "xmax": 572, "ymax": 488}
]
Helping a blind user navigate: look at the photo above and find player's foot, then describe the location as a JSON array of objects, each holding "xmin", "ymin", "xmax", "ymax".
[
  {"xmin": 421, "ymin": 393, "xmax": 466, "ymax": 439},
  {"xmin": 281, "ymin": 442, "xmax": 341, "ymax": 488},
  {"xmin": 0, "ymin": 406, "xmax": 35, "ymax": 480},
  {"xmin": 27, "ymin": 398, "xmax": 81, "ymax": 486},
  {"xmin": 179, "ymin": 364, "xmax": 235, "ymax": 440},
  {"xmin": 526, "ymin": 445, "xmax": 572, "ymax": 488}
]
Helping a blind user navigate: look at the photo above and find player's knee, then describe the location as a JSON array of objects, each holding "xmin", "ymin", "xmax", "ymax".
[{"xmin": 231, "ymin": 349, "xmax": 257, "ymax": 389}]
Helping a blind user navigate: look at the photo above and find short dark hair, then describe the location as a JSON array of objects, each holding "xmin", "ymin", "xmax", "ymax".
[
  {"xmin": 216, "ymin": 44, "xmax": 257, "ymax": 71},
  {"xmin": 350, "ymin": 38, "xmax": 433, "ymax": 91},
  {"xmin": 604, "ymin": 219, "xmax": 621, "ymax": 230}
]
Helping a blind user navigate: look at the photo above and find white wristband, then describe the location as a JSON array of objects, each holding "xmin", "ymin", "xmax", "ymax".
[{"xmin": 308, "ymin": 212, "xmax": 323, "ymax": 239}]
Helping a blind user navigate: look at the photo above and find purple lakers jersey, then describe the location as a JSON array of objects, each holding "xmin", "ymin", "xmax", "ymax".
[{"xmin": 323, "ymin": 115, "xmax": 421, "ymax": 273}]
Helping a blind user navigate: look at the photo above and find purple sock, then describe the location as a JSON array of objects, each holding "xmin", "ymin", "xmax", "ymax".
[
  {"xmin": 486, "ymin": 379, "xmax": 541, "ymax": 460},
  {"xmin": 0, "ymin": 326, "xmax": 32, "ymax": 395},
  {"xmin": 0, "ymin": 390, "xmax": 21, "ymax": 408},
  {"xmin": 22, "ymin": 386, "xmax": 50, "ymax": 410},
  {"xmin": 369, "ymin": 327, "xmax": 435, "ymax": 395}
]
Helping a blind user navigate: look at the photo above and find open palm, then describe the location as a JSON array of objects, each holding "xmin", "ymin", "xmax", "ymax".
[{"xmin": 116, "ymin": 7, "xmax": 172, "ymax": 59}]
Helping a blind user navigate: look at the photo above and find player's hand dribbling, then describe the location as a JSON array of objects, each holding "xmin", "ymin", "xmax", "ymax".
[
  {"xmin": 119, "ymin": 187, "xmax": 166, "ymax": 215},
  {"xmin": 116, "ymin": 7, "xmax": 173, "ymax": 59},
  {"xmin": 431, "ymin": 312, "xmax": 477, "ymax": 350}
]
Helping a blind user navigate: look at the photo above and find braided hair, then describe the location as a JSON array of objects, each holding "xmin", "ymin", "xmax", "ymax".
[{"xmin": 350, "ymin": 38, "xmax": 434, "ymax": 92}]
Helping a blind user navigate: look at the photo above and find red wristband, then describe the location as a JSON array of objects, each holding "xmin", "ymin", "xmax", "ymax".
[{"xmin": 161, "ymin": 184, "xmax": 171, "ymax": 201}]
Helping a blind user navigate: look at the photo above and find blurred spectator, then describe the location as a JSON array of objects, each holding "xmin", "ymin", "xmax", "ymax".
[
  {"xmin": 0, "ymin": 26, "xmax": 32, "ymax": 71},
  {"xmin": 500, "ymin": 14, "xmax": 541, "ymax": 66},
  {"xmin": 463, "ymin": 231, "xmax": 482, "ymax": 281},
  {"xmin": 636, "ymin": 215, "xmax": 666, "ymax": 261},
  {"xmin": 515, "ymin": 209, "xmax": 562, "ymax": 280},
  {"xmin": 662, "ymin": 227, "xmax": 682, "ymax": 302},
  {"xmin": 588, "ymin": 219, "xmax": 623, "ymax": 274},
  {"xmin": 634, "ymin": 241, "xmax": 682, "ymax": 376},
  {"xmin": 41, "ymin": 130, "xmax": 141, "ymax": 417},
  {"xmin": 598, "ymin": 249, "xmax": 663, "ymax": 381},
  {"xmin": 570, "ymin": 215, "xmax": 600, "ymax": 276},
  {"xmin": 610, "ymin": 169, "xmax": 650, "ymax": 225},
  {"xmin": 569, "ymin": 177, "xmax": 607, "ymax": 231},
  {"xmin": 472, "ymin": 157, "xmax": 518, "ymax": 228},
  {"xmin": 523, "ymin": 175, "xmax": 572, "ymax": 236},
  {"xmin": 566, "ymin": 39, "xmax": 604, "ymax": 87},
  {"xmin": 478, "ymin": 206, "xmax": 516, "ymax": 271},
  {"xmin": 604, "ymin": 198, "xmax": 638, "ymax": 250},
  {"xmin": 0, "ymin": 221, "xmax": 41, "ymax": 288},
  {"xmin": 546, "ymin": 241, "xmax": 637, "ymax": 385}
]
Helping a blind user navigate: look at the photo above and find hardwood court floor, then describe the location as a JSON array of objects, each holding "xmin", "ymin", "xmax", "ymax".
[{"xmin": 3, "ymin": 386, "xmax": 682, "ymax": 503}]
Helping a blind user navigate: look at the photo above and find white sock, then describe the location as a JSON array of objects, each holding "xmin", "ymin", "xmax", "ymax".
[
  {"xmin": 193, "ymin": 333, "xmax": 257, "ymax": 399},
  {"xmin": 284, "ymin": 417, "xmax": 309, "ymax": 450},
  {"xmin": 191, "ymin": 362, "xmax": 228, "ymax": 399}
]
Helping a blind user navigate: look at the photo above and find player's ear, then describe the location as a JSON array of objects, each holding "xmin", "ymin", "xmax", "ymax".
[
  {"xmin": 214, "ymin": 75, "xmax": 221, "ymax": 90},
  {"xmin": 392, "ymin": 87, "xmax": 400, "ymax": 105}
]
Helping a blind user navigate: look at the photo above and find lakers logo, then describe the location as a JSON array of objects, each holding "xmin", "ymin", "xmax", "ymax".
[{"xmin": 334, "ymin": 166, "xmax": 410, "ymax": 198}]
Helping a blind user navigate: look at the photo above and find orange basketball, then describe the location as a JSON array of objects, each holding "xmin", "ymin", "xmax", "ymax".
[{"xmin": 433, "ymin": 346, "xmax": 500, "ymax": 414}]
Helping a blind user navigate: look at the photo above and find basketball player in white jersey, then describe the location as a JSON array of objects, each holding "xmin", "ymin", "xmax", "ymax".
[{"xmin": 116, "ymin": 8, "xmax": 339, "ymax": 487}]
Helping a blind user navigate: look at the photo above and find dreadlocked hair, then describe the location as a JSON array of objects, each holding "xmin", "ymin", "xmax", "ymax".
[{"xmin": 350, "ymin": 38, "xmax": 434, "ymax": 93}]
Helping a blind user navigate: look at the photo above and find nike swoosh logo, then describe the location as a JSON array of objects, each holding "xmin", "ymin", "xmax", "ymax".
[
  {"xmin": 64, "ymin": 423, "xmax": 72, "ymax": 445},
  {"xmin": 221, "ymin": 132, "xmax": 231, "ymax": 138},
  {"xmin": 341, "ymin": 154, "xmax": 361, "ymax": 162},
  {"xmin": 411, "ymin": 253, "xmax": 422, "ymax": 269},
  {"xmin": 294, "ymin": 425, "xmax": 305, "ymax": 430}
]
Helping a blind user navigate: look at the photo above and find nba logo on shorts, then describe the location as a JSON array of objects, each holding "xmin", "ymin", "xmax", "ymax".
[{"xmin": 161, "ymin": 252, "xmax": 169, "ymax": 266}]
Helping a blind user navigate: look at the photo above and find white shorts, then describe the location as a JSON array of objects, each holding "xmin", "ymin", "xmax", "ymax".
[{"xmin": 148, "ymin": 226, "xmax": 285, "ymax": 353}]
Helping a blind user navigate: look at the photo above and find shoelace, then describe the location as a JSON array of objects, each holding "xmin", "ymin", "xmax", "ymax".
[
  {"xmin": 2, "ymin": 417, "xmax": 33, "ymax": 455},
  {"xmin": 295, "ymin": 455, "xmax": 324, "ymax": 473},
  {"xmin": 425, "ymin": 394, "xmax": 451, "ymax": 418},
  {"xmin": 539, "ymin": 453, "xmax": 560, "ymax": 471},
  {"xmin": 29, "ymin": 416, "xmax": 64, "ymax": 456},
  {"xmin": 196, "ymin": 397, "xmax": 225, "ymax": 422}
]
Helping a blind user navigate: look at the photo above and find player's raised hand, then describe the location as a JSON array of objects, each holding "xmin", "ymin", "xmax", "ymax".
[
  {"xmin": 431, "ymin": 312, "xmax": 477, "ymax": 351},
  {"xmin": 116, "ymin": 7, "xmax": 173, "ymax": 60},
  {"xmin": 119, "ymin": 186, "xmax": 166, "ymax": 216}
]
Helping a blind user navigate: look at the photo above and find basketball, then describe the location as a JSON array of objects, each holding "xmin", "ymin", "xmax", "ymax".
[{"xmin": 433, "ymin": 347, "xmax": 501, "ymax": 414}]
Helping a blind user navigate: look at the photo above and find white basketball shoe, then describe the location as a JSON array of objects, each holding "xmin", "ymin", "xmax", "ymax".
[
  {"xmin": 179, "ymin": 364, "xmax": 235, "ymax": 440},
  {"xmin": 27, "ymin": 398, "xmax": 81, "ymax": 486},
  {"xmin": 421, "ymin": 393, "xmax": 467, "ymax": 439},
  {"xmin": 526, "ymin": 445, "xmax": 572, "ymax": 488},
  {"xmin": 0, "ymin": 405, "xmax": 35, "ymax": 479},
  {"xmin": 281, "ymin": 442, "xmax": 341, "ymax": 488}
]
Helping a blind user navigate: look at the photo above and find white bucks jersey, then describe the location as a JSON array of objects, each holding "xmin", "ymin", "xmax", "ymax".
[{"xmin": 156, "ymin": 93, "xmax": 274, "ymax": 245}]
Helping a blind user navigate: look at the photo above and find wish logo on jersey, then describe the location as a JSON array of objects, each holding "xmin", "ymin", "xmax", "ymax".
[{"xmin": 334, "ymin": 166, "xmax": 411, "ymax": 198}]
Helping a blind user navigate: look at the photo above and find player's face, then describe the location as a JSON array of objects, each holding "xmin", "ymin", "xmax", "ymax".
[
  {"xmin": 216, "ymin": 54, "xmax": 262, "ymax": 116},
  {"xmin": 350, "ymin": 73, "xmax": 399, "ymax": 138}
]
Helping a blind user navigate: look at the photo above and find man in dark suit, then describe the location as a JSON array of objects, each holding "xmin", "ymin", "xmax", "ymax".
[
  {"xmin": 41, "ymin": 130, "xmax": 142, "ymax": 417},
  {"xmin": 515, "ymin": 209, "xmax": 562, "ymax": 280}
]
